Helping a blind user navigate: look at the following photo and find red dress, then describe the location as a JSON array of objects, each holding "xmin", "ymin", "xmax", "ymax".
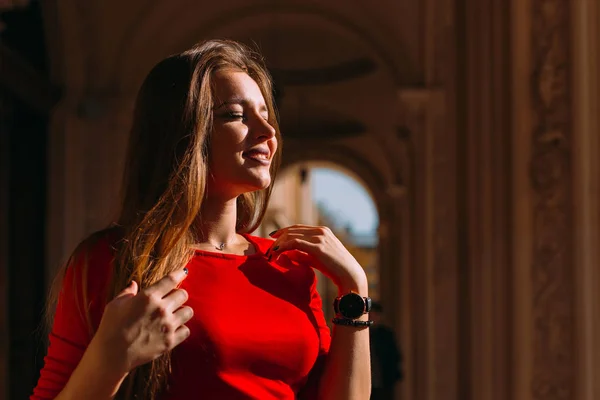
[{"xmin": 31, "ymin": 233, "xmax": 331, "ymax": 399}]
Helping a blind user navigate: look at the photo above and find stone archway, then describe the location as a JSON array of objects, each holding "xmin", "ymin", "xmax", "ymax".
[
  {"xmin": 280, "ymin": 141, "xmax": 411, "ymax": 396},
  {"xmin": 281, "ymin": 153, "xmax": 393, "ymax": 284},
  {"xmin": 264, "ymin": 160, "xmax": 384, "ymax": 325}
]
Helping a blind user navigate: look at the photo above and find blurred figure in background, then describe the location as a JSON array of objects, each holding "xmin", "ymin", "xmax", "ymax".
[{"xmin": 370, "ymin": 302, "xmax": 403, "ymax": 400}]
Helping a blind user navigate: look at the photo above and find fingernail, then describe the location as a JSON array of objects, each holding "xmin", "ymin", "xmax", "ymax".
[
  {"xmin": 183, "ymin": 267, "xmax": 188, "ymax": 275},
  {"xmin": 273, "ymin": 245, "xmax": 279, "ymax": 251},
  {"xmin": 269, "ymin": 230, "xmax": 277, "ymax": 236}
]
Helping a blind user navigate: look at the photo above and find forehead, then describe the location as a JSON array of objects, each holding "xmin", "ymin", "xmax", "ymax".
[{"xmin": 212, "ymin": 69, "xmax": 266, "ymax": 106}]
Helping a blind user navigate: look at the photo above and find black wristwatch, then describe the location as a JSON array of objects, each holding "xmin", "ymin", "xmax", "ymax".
[{"xmin": 333, "ymin": 292, "xmax": 372, "ymax": 320}]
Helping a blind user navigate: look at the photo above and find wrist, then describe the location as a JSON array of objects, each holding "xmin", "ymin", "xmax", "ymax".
[
  {"xmin": 336, "ymin": 269, "xmax": 368, "ymax": 296},
  {"xmin": 88, "ymin": 335, "xmax": 131, "ymax": 380},
  {"xmin": 63, "ymin": 336, "xmax": 129, "ymax": 398}
]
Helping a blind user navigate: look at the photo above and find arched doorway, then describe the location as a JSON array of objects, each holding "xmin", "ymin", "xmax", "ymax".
[{"xmin": 256, "ymin": 161, "xmax": 381, "ymax": 324}]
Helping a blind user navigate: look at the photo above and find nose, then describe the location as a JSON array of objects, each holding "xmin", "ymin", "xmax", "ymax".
[{"xmin": 250, "ymin": 112, "xmax": 276, "ymax": 140}]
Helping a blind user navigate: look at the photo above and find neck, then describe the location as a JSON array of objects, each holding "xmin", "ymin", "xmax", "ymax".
[{"xmin": 197, "ymin": 195, "xmax": 239, "ymax": 246}]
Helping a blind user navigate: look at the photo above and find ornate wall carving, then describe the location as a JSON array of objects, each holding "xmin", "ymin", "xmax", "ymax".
[{"xmin": 530, "ymin": 0, "xmax": 574, "ymax": 398}]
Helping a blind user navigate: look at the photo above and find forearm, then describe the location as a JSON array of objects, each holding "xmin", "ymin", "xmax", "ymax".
[
  {"xmin": 55, "ymin": 338, "xmax": 128, "ymax": 400},
  {"xmin": 317, "ymin": 276, "xmax": 371, "ymax": 400}
]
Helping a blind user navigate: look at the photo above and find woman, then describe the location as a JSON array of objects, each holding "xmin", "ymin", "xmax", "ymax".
[{"xmin": 32, "ymin": 39, "xmax": 371, "ymax": 400}]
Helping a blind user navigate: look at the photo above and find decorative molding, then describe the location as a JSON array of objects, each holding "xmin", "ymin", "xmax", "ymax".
[{"xmin": 530, "ymin": 0, "xmax": 574, "ymax": 398}]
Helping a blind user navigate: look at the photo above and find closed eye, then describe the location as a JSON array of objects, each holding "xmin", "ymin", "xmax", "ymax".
[
  {"xmin": 221, "ymin": 112, "xmax": 245, "ymax": 121},
  {"xmin": 220, "ymin": 112, "xmax": 270, "ymax": 123}
]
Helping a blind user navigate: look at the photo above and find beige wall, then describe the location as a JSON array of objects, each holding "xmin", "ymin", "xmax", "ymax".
[{"xmin": 265, "ymin": 163, "xmax": 318, "ymax": 231}]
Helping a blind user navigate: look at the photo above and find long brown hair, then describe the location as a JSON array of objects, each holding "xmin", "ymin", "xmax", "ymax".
[{"xmin": 46, "ymin": 39, "xmax": 282, "ymax": 399}]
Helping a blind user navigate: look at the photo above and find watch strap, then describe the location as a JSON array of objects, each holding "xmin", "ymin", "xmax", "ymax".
[{"xmin": 332, "ymin": 317, "xmax": 374, "ymax": 327}]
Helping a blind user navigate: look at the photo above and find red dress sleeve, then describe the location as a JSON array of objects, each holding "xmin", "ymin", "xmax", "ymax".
[
  {"xmin": 298, "ymin": 266, "xmax": 331, "ymax": 399},
  {"xmin": 30, "ymin": 236, "xmax": 114, "ymax": 400},
  {"xmin": 308, "ymin": 268, "xmax": 331, "ymax": 356}
]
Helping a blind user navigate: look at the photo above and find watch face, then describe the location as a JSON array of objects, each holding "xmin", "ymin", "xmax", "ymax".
[{"xmin": 339, "ymin": 292, "xmax": 365, "ymax": 319}]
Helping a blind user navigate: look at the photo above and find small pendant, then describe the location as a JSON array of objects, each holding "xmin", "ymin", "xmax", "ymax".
[{"xmin": 216, "ymin": 243, "xmax": 225, "ymax": 251}]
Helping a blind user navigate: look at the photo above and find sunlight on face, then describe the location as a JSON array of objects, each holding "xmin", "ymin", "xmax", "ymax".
[{"xmin": 208, "ymin": 69, "xmax": 278, "ymax": 198}]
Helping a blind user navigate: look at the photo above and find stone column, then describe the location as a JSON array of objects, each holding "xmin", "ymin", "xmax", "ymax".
[
  {"xmin": 398, "ymin": 88, "xmax": 457, "ymax": 400},
  {"xmin": 0, "ymin": 91, "xmax": 10, "ymax": 400},
  {"xmin": 511, "ymin": 0, "xmax": 581, "ymax": 398},
  {"xmin": 458, "ymin": 0, "xmax": 599, "ymax": 398},
  {"xmin": 457, "ymin": 0, "xmax": 512, "ymax": 398},
  {"xmin": 46, "ymin": 94, "xmax": 132, "ymax": 281},
  {"xmin": 572, "ymin": 1, "xmax": 600, "ymax": 398},
  {"xmin": 373, "ymin": 171, "xmax": 407, "ymax": 400}
]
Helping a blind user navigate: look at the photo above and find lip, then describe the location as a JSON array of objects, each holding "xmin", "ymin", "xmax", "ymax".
[{"xmin": 242, "ymin": 148, "xmax": 271, "ymax": 166}]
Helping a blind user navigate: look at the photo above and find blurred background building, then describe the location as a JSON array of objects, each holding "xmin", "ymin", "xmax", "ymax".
[{"xmin": 2, "ymin": 0, "xmax": 600, "ymax": 399}]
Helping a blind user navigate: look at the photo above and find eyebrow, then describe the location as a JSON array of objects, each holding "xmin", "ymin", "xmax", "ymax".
[{"xmin": 214, "ymin": 97, "xmax": 268, "ymax": 112}]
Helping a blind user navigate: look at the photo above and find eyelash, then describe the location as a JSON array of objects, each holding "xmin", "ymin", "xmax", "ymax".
[
  {"xmin": 225, "ymin": 112, "xmax": 245, "ymax": 120},
  {"xmin": 223, "ymin": 112, "xmax": 269, "ymax": 122}
]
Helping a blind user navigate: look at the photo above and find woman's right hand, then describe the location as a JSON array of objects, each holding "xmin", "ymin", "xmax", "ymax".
[{"xmin": 90, "ymin": 268, "xmax": 193, "ymax": 375}]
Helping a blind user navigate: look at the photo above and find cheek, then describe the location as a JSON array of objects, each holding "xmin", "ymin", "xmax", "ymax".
[
  {"xmin": 208, "ymin": 147, "xmax": 237, "ymax": 174},
  {"xmin": 210, "ymin": 150, "xmax": 241, "ymax": 173},
  {"xmin": 210, "ymin": 129, "xmax": 245, "ymax": 162},
  {"xmin": 270, "ymin": 138, "xmax": 279, "ymax": 154}
]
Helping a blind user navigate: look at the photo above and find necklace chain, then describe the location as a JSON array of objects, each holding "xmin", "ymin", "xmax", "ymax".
[{"xmin": 202, "ymin": 237, "xmax": 237, "ymax": 251}]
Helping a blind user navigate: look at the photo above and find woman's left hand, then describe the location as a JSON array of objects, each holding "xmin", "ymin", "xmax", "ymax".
[{"xmin": 267, "ymin": 225, "xmax": 368, "ymax": 294}]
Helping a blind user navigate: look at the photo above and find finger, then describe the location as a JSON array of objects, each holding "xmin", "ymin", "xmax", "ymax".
[
  {"xmin": 172, "ymin": 325, "xmax": 191, "ymax": 347},
  {"xmin": 266, "ymin": 232, "xmax": 304, "ymax": 256},
  {"xmin": 173, "ymin": 305, "xmax": 194, "ymax": 325},
  {"xmin": 115, "ymin": 280, "xmax": 138, "ymax": 299},
  {"xmin": 278, "ymin": 250, "xmax": 321, "ymax": 270},
  {"xmin": 267, "ymin": 231, "xmax": 296, "ymax": 257},
  {"xmin": 146, "ymin": 268, "xmax": 188, "ymax": 297},
  {"xmin": 264, "ymin": 238, "xmax": 277, "ymax": 256},
  {"xmin": 270, "ymin": 237, "xmax": 320, "ymax": 261},
  {"xmin": 163, "ymin": 288, "xmax": 189, "ymax": 312},
  {"xmin": 269, "ymin": 225, "xmax": 322, "ymax": 238},
  {"xmin": 284, "ymin": 250, "xmax": 315, "ymax": 265},
  {"xmin": 269, "ymin": 226, "xmax": 333, "ymax": 258}
]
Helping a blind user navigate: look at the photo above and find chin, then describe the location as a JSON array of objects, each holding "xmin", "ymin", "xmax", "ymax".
[
  {"xmin": 237, "ymin": 175, "xmax": 272, "ymax": 194},
  {"xmin": 249, "ymin": 178, "xmax": 272, "ymax": 191}
]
